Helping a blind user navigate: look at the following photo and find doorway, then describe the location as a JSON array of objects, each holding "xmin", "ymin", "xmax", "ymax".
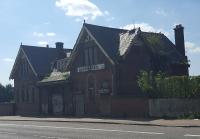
[{"xmin": 52, "ymin": 94, "xmax": 63, "ymax": 115}]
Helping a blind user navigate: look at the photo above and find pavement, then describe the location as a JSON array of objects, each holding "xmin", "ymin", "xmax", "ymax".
[
  {"xmin": 1, "ymin": 120, "xmax": 200, "ymax": 139},
  {"xmin": 0, "ymin": 116, "xmax": 199, "ymax": 127}
]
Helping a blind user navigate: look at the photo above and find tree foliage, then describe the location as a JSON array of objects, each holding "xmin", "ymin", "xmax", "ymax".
[
  {"xmin": 137, "ymin": 71, "xmax": 200, "ymax": 98},
  {"xmin": 0, "ymin": 83, "xmax": 14, "ymax": 103},
  {"xmin": 137, "ymin": 71, "xmax": 154, "ymax": 93}
]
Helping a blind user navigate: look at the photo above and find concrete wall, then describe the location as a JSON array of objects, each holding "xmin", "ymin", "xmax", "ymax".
[
  {"xmin": 149, "ymin": 99, "xmax": 200, "ymax": 118},
  {"xmin": 101, "ymin": 98, "xmax": 200, "ymax": 118},
  {"xmin": 0, "ymin": 103, "xmax": 15, "ymax": 116}
]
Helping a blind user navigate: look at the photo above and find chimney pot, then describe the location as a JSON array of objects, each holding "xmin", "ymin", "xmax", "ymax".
[
  {"xmin": 56, "ymin": 42, "xmax": 64, "ymax": 49},
  {"xmin": 55, "ymin": 42, "xmax": 65, "ymax": 59}
]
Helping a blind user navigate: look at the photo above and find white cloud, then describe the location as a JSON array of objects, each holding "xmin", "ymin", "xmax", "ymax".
[
  {"xmin": 155, "ymin": 8, "xmax": 167, "ymax": 16},
  {"xmin": 55, "ymin": 0, "xmax": 103, "ymax": 20},
  {"xmin": 104, "ymin": 10, "xmax": 109, "ymax": 16},
  {"xmin": 185, "ymin": 42, "xmax": 200, "ymax": 53},
  {"xmin": 33, "ymin": 32, "xmax": 44, "ymax": 37},
  {"xmin": 2, "ymin": 58, "xmax": 14, "ymax": 62},
  {"xmin": 75, "ymin": 18, "xmax": 82, "ymax": 22},
  {"xmin": 33, "ymin": 32, "xmax": 56, "ymax": 37},
  {"xmin": 122, "ymin": 23, "xmax": 170, "ymax": 37},
  {"xmin": 37, "ymin": 41, "xmax": 48, "ymax": 46},
  {"xmin": 46, "ymin": 32, "xmax": 56, "ymax": 37}
]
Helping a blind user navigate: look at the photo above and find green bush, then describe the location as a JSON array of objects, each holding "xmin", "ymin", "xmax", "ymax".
[
  {"xmin": 178, "ymin": 112, "xmax": 200, "ymax": 119},
  {"xmin": 137, "ymin": 71, "xmax": 200, "ymax": 98}
]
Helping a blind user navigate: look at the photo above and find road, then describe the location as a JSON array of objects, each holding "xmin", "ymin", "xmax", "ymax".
[{"xmin": 0, "ymin": 120, "xmax": 199, "ymax": 139}]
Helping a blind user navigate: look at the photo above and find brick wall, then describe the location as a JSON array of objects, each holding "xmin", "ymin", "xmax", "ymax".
[
  {"xmin": 0, "ymin": 103, "xmax": 15, "ymax": 116},
  {"xmin": 16, "ymin": 103, "xmax": 40, "ymax": 115},
  {"xmin": 110, "ymin": 97, "xmax": 149, "ymax": 118}
]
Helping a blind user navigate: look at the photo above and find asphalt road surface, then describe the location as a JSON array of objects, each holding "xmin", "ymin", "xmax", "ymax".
[{"xmin": 0, "ymin": 120, "xmax": 199, "ymax": 139}]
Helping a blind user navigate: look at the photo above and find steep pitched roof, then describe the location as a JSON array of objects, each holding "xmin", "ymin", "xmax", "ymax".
[
  {"xmin": 10, "ymin": 45, "xmax": 72, "ymax": 79},
  {"xmin": 141, "ymin": 32, "xmax": 185, "ymax": 63},
  {"xmin": 21, "ymin": 45, "xmax": 58, "ymax": 76},
  {"xmin": 84, "ymin": 23, "xmax": 185, "ymax": 64},
  {"xmin": 84, "ymin": 23, "xmax": 129, "ymax": 62}
]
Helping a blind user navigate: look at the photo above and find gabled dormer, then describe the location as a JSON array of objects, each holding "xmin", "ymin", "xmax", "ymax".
[{"xmin": 10, "ymin": 45, "xmax": 38, "ymax": 81}]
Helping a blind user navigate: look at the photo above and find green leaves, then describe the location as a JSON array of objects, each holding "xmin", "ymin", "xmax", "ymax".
[
  {"xmin": 137, "ymin": 71, "xmax": 200, "ymax": 98},
  {"xmin": 0, "ymin": 83, "xmax": 14, "ymax": 103},
  {"xmin": 137, "ymin": 70, "xmax": 154, "ymax": 94}
]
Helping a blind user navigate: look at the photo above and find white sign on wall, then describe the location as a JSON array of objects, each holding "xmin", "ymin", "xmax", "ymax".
[{"xmin": 77, "ymin": 63, "xmax": 105, "ymax": 72}]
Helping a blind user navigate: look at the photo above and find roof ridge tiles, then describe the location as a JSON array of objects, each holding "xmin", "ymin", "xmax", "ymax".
[{"xmin": 84, "ymin": 23, "xmax": 128, "ymax": 31}]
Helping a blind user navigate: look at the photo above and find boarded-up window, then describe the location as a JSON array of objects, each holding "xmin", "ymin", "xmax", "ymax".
[
  {"xmin": 27, "ymin": 89, "xmax": 29, "ymax": 103},
  {"xmin": 22, "ymin": 89, "xmax": 25, "ymax": 103},
  {"xmin": 21, "ymin": 63, "xmax": 24, "ymax": 76},
  {"xmin": 84, "ymin": 49, "xmax": 89, "ymax": 66},
  {"xmin": 32, "ymin": 88, "xmax": 35, "ymax": 103},
  {"xmin": 87, "ymin": 75, "xmax": 95, "ymax": 100},
  {"xmin": 94, "ymin": 47, "xmax": 98, "ymax": 64},
  {"xmin": 24, "ymin": 88, "xmax": 27, "ymax": 102},
  {"xmin": 89, "ymin": 47, "xmax": 93, "ymax": 65},
  {"xmin": 84, "ymin": 47, "xmax": 99, "ymax": 65},
  {"xmin": 16, "ymin": 89, "xmax": 19, "ymax": 103},
  {"xmin": 22, "ymin": 61, "xmax": 26, "ymax": 76},
  {"xmin": 18, "ymin": 89, "xmax": 21, "ymax": 103}
]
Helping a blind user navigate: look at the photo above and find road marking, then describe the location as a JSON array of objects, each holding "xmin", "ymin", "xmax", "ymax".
[
  {"xmin": 184, "ymin": 134, "xmax": 200, "ymax": 137},
  {"xmin": 0, "ymin": 123, "xmax": 164, "ymax": 135},
  {"xmin": 33, "ymin": 134, "xmax": 68, "ymax": 139},
  {"xmin": 0, "ymin": 131, "xmax": 67, "ymax": 139},
  {"xmin": 0, "ymin": 131, "xmax": 17, "ymax": 135}
]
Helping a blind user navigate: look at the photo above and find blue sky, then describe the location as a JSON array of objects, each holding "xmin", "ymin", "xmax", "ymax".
[{"xmin": 0, "ymin": 0, "xmax": 200, "ymax": 85}]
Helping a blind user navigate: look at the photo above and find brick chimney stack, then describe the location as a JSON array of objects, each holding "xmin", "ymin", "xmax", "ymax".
[
  {"xmin": 55, "ymin": 42, "xmax": 65, "ymax": 59},
  {"xmin": 174, "ymin": 24, "xmax": 186, "ymax": 56}
]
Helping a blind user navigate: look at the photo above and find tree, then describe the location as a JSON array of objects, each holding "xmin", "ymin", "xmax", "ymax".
[{"xmin": 0, "ymin": 83, "xmax": 14, "ymax": 103}]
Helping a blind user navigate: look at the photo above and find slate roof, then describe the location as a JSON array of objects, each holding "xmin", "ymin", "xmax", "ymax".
[
  {"xmin": 22, "ymin": 46, "xmax": 57, "ymax": 76},
  {"xmin": 141, "ymin": 32, "xmax": 185, "ymax": 63},
  {"xmin": 10, "ymin": 45, "xmax": 72, "ymax": 79},
  {"xmin": 84, "ymin": 23, "xmax": 185, "ymax": 63},
  {"xmin": 84, "ymin": 23, "xmax": 128, "ymax": 61}
]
